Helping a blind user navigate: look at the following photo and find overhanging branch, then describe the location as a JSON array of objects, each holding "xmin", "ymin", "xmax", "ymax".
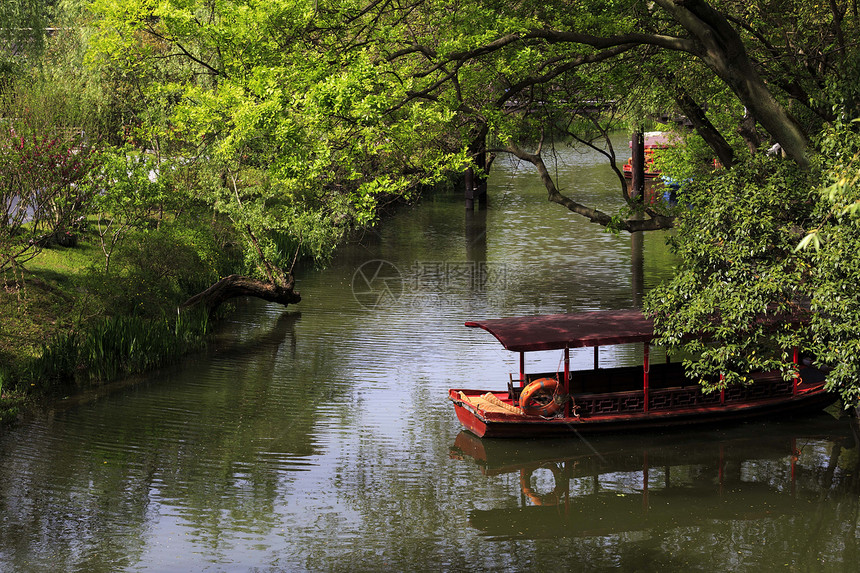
[{"xmin": 500, "ymin": 144, "xmax": 674, "ymax": 232}]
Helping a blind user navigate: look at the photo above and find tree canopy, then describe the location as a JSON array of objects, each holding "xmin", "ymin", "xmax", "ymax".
[
  {"xmin": 79, "ymin": 0, "xmax": 855, "ymax": 238},
  {"xmin": 6, "ymin": 0, "xmax": 860, "ymax": 400},
  {"xmin": 0, "ymin": 1, "xmax": 49, "ymax": 70}
]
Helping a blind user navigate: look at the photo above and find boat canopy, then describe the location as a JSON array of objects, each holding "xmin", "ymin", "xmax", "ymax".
[
  {"xmin": 630, "ymin": 131, "xmax": 676, "ymax": 149},
  {"xmin": 465, "ymin": 310, "xmax": 654, "ymax": 352}
]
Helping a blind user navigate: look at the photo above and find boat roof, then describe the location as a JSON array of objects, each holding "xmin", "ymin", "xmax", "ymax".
[
  {"xmin": 465, "ymin": 310, "xmax": 654, "ymax": 352},
  {"xmin": 628, "ymin": 131, "xmax": 676, "ymax": 149}
]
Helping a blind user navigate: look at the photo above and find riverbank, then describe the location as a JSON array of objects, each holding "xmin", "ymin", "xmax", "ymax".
[
  {"xmin": 0, "ymin": 170, "xmax": 467, "ymax": 428},
  {"xmin": 0, "ymin": 220, "xmax": 236, "ymax": 426}
]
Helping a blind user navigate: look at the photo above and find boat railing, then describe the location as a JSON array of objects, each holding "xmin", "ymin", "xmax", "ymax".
[
  {"xmin": 515, "ymin": 364, "xmax": 819, "ymax": 417},
  {"xmin": 526, "ymin": 362, "xmax": 691, "ymax": 395},
  {"xmin": 575, "ymin": 375, "xmax": 797, "ymax": 417}
]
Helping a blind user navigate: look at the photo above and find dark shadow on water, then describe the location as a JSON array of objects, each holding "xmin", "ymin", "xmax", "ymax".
[{"xmin": 452, "ymin": 415, "xmax": 859, "ymax": 547}]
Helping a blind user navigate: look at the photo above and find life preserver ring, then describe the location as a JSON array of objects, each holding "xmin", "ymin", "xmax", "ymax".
[
  {"xmin": 519, "ymin": 465, "xmax": 564, "ymax": 506},
  {"xmin": 519, "ymin": 377, "xmax": 564, "ymax": 417}
]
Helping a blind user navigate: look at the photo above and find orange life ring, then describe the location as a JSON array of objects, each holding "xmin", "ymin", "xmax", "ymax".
[
  {"xmin": 519, "ymin": 465, "xmax": 564, "ymax": 506},
  {"xmin": 519, "ymin": 377, "xmax": 564, "ymax": 417}
]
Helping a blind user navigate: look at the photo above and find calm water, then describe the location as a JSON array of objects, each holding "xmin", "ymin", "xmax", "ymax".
[{"xmin": 1, "ymin": 142, "xmax": 858, "ymax": 572}]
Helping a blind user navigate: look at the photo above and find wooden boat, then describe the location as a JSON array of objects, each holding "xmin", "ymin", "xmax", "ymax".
[
  {"xmin": 449, "ymin": 310, "xmax": 835, "ymax": 438},
  {"xmin": 622, "ymin": 131, "xmax": 672, "ymax": 180},
  {"xmin": 622, "ymin": 131, "xmax": 720, "ymax": 183}
]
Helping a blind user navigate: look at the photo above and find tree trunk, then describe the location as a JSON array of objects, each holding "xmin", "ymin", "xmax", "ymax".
[
  {"xmin": 738, "ymin": 108, "xmax": 762, "ymax": 154},
  {"xmin": 182, "ymin": 274, "xmax": 301, "ymax": 314},
  {"xmin": 630, "ymin": 129, "xmax": 645, "ymax": 200},
  {"xmin": 672, "ymin": 86, "xmax": 735, "ymax": 168},
  {"xmin": 655, "ymin": 0, "xmax": 809, "ymax": 167}
]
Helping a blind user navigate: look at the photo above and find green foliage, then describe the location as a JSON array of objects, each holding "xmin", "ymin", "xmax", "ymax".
[
  {"xmin": 647, "ymin": 119, "xmax": 860, "ymax": 404},
  {"xmin": 81, "ymin": 144, "xmax": 168, "ymax": 272},
  {"xmin": 0, "ymin": 58, "xmax": 112, "ymax": 272},
  {"xmin": 794, "ymin": 119, "xmax": 860, "ymax": 403},
  {"xmin": 1, "ymin": 202, "xmax": 235, "ymax": 404},
  {"xmin": 0, "ymin": 125, "xmax": 99, "ymax": 272},
  {"xmin": 82, "ymin": 217, "xmax": 232, "ymax": 317},
  {"xmin": 0, "ymin": 1, "xmax": 48, "ymax": 77},
  {"xmin": 86, "ymin": 0, "xmax": 469, "ymax": 273},
  {"xmin": 646, "ymin": 154, "xmax": 817, "ymax": 390}
]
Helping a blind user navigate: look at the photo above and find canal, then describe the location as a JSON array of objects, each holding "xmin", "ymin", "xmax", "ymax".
[{"xmin": 0, "ymin": 142, "xmax": 858, "ymax": 571}]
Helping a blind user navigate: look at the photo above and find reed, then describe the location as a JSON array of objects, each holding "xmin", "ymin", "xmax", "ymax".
[{"xmin": 19, "ymin": 309, "xmax": 211, "ymax": 390}]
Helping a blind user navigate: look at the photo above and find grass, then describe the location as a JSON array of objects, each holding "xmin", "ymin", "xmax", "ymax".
[
  {"xmin": 0, "ymin": 370, "xmax": 28, "ymax": 424},
  {"xmin": 1, "ymin": 226, "xmax": 230, "ymax": 425},
  {"xmin": 2, "ymin": 237, "xmax": 98, "ymax": 362}
]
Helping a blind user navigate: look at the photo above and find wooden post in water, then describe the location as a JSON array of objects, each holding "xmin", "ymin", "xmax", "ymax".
[
  {"xmin": 465, "ymin": 166, "xmax": 475, "ymax": 210},
  {"xmin": 475, "ymin": 145, "xmax": 488, "ymax": 207},
  {"xmin": 630, "ymin": 129, "xmax": 645, "ymax": 201},
  {"xmin": 466, "ymin": 128, "xmax": 489, "ymax": 209}
]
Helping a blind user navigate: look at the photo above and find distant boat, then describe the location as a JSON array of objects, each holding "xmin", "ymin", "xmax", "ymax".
[
  {"xmin": 622, "ymin": 131, "xmax": 674, "ymax": 180},
  {"xmin": 449, "ymin": 310, "xmax": 835, "ymax": 438}
]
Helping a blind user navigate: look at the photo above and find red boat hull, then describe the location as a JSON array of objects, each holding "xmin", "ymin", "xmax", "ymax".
[{"xmin": 449, "ymin": 386, "xmax": 836, "ymax": 438}]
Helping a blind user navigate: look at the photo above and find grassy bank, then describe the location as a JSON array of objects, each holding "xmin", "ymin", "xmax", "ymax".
[{"xmin": 0, "ymin": 219, "xmax": 237, "ymax": 425}]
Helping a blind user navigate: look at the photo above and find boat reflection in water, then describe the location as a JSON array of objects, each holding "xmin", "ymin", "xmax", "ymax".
[{"xmin": 451, "ymin": 416, "xmax": 858, "ymax": 540}]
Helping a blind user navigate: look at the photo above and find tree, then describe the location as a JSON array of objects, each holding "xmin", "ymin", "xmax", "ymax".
[
  {"xmin": 645, "ymin": 155, "xmax": 816, "ymax": 389},
  {"xmin": 641, "ymin": 117, "xmax": 860, "ymax": 406},
  {"xmin": 0, "ymin": 79, "xmax": 100, "ymax": 274},
  {"xmin": 0, "ymin": 1, "xmax": 48, "ymax": 77},
  {"xmin": 82, "ymin": 145, "xmax": 166, "ymax": 274},
  {"xmin": 86, "ymin": 0, "xmax": 817, "ymax": 247},
  {"xmin": 87, "ymin": 0, "xmax": 468, "ymax": 312},
  {"xmin": 796, "ymin": 121, "xmax": 860, "ymax": 404},
  {"xmin": 366, "ymin": 0, "xmax": 859, "ymax": 229}
]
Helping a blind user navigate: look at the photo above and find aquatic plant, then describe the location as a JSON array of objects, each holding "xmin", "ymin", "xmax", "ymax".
[{"xmin": 19, "ymin": 309, "xmax": 211, "ymax": 390}]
